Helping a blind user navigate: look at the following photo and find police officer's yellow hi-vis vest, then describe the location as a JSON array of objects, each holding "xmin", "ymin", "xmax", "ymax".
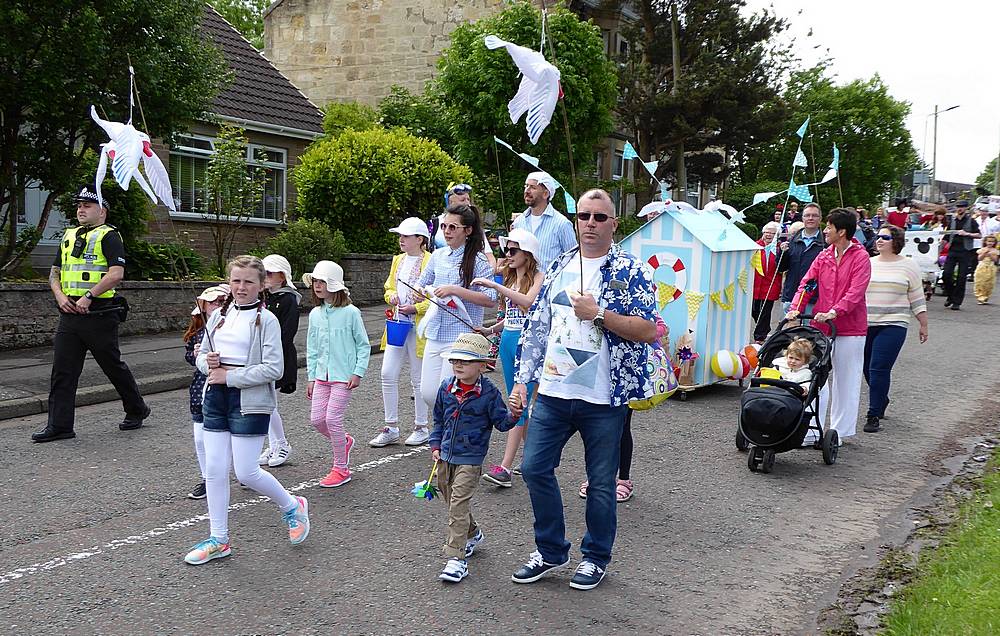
[{"xmin": 59, "ymin": 225, "xmax": 117, "ymax": 298}]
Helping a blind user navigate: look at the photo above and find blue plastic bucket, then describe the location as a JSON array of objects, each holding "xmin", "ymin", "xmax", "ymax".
[
  {"xmin": 494, "ymin": 273, "xmax": 504, "ymax": 285},
  {"xmin": 385, "ymin": 319, "xmax": 413, "ymax": 346}
]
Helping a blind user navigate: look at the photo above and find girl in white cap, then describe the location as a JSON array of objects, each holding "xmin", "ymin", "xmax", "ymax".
[
  {"xmin": 471, "ymin": 228, "xmax": 543, "ymax": 487},
  {"xmin": 182, "ymin": 284, "xmax": 230, "ymax": 500},
  {"xmin": 257, "ymin": 254, "xmax": 302, "ymax": 467},
  {"xmin": 371, "ymin": 218, "xmax": 433, "ymax": 447},
  {"xmin": 303, "ymin": 260, "xmax": 371, "ymax": 487}
]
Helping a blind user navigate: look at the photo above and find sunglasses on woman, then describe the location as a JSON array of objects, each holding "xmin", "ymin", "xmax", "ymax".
[
  {"xmin": 876, "ymin": 234, "xmax": 892, "ymax": 240},
  {"xmin": 441, "ymin": 223, "xmax": 467, "ymax": 232},
  {"xmin": 450, "ymin": 184, "xmax": 472, "ymax": 194},
  {"xmin": 504, "ymin": 246, "xmax": 521, "ymax": 257},
  {"xmin": 576, "ymin": 212, "xmax": 612, "ymax": 222}
]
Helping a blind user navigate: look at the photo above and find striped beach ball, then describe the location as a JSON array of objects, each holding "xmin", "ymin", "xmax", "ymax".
[{"xmin": 710, "ymin": 350, "xmax": 740, "ymax": 378}]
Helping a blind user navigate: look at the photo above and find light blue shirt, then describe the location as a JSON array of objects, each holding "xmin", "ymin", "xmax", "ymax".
[
  {"xmin": 306, "ymin": 304, "xmax": 371, "ymax": 382},
  {"xmin": 512, "ymin": 203, "xmax": 578, "ymax": 271},
  {"xmin": 418, "ymin": 245, "xmax": 496, "ymax": 342}
]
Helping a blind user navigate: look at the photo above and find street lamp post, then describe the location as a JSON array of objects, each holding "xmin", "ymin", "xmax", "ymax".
[{"xmin": 930, "ymin": 104, "xmax": 960, "ymax": 202}]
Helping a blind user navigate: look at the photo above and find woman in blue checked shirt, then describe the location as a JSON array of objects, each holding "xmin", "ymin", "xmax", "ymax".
[{"xmin": 413, "ymin": 204, "xmax": 498, "ymax": 445}]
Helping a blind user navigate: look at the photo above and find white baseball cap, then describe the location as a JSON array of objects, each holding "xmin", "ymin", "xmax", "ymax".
[
  {"xmin": 389, "ymin": 217, "xmax": 430, "ymax": 239},
  {"xmin": 262, "ymin": 254, "xmax": 293, "ymax": 285},
  {"xmin": 302, "ymin": 260, "xmax": 349, "ymax": 294},
  {"xmin": 498, "ymin": 228, "xmax": 541, "ymax": 259}
]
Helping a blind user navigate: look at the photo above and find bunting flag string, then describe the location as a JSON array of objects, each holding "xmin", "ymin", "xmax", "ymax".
[
  {"xmin": 709, "ymin": 282, "xmax": 736, "ymax": 311},
  {"xmin": 750, "ymin": 250, "xmax": 764, "ymax": 276},
  {"xmin": 796, "ymin": 116, "xmax": 810, "ymax": 139},
  {"xmin": 788, "ymin": 178, "xmax": 813, "ymax": 203},
  {"xmin": 685, "ymin": 291, "xmax": 705, "ymax": 321},
  {"xmin": 657, "ymin": 283, "xmax": 677, "ymax": 310},
  {"xmin": 737, "ymin": 268, "xmax": 748, "ymax": 293},
  {"xmin": 793, "ymin": 148, "xmax": 808, "ymax": 168},
  {"xmin": 563, "ymin": 190, "xmax": 576, "ymax": 214},
  {"xmin": 494, "ymin": 136, "xmax": 540, "ymax": 168},
  {"xmin": 623, "ymin": 141, "xmax": 639, "ymax": 160}
]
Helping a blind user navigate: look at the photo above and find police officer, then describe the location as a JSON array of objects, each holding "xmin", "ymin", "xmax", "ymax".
[{"xmin": 32, "ymin": 186, "xmax": 150, "ymax": 442}]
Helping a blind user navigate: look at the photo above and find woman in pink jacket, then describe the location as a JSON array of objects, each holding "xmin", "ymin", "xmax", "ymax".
[{"xmin": 786, "ymin": 208, "xmax": 872, "ymax": 443}]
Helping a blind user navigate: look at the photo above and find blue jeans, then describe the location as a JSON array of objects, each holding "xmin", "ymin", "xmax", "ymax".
[
  {"xmin": 520, "ymin": 394, "xmax": 627, "ymax": 568},
  {"xmin": 862, "ymin": 325, "xmax": 907, "ymax": 418},
  {"xmin": 203, "ymin": 385, "xmax": 270, "ymax": 436},
  {"xmin": 499, "ymin": 329, "xmax": 536, "ymax": 426}
]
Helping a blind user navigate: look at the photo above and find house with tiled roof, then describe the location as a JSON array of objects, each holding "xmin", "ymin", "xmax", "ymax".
[{"xmin": 25, "ymin": 4, "xmax": 324, "ymax": 268}]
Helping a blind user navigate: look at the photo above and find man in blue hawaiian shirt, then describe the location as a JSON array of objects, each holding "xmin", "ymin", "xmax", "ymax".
[{"xmin": 508, "ymin": 189, "xmax": 657, "ymax": 591}]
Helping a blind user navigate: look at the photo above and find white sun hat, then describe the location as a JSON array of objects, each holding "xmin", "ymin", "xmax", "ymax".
[
  {"xmin": 498, "ymin": 228, "xmax": 541, "ymax": 259},
  {"xmin": 389, "ymin": 217, "xmax": 431, "ymax": 239},
  {"xmin": 302, "ymin": 260, "xmax": 348, "ymax": 294},
  {"xmin": 192, "ymin": 284, "xmax": 231, "ymax": 315},
  {"xmin": 262, "ymin": 254, "xmax": 293, "ymax": 285}
]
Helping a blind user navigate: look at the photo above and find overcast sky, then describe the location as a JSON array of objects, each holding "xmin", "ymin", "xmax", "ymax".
[{"xmin": 744, "ymin": 0, "xmax": 999, "ymax": 185}]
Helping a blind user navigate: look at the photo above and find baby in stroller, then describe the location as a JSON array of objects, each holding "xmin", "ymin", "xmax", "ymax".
[{"xmin": 769, "ymin": 337, "xmax": 814, "ymax": 396}]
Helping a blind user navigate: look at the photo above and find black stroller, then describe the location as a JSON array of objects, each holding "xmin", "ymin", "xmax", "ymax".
[{"xmin": 735, "ymin": 316, "xmax": 838, "ymax": 473}]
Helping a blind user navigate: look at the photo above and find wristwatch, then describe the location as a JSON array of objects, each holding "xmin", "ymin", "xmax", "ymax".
[
  {"xmin": 594, "ymin": 306, "xmax": 606, "ymax": 329},
  {"xmin": 84, "ymin": 291, "xmax": 94, "ymax": 300}
]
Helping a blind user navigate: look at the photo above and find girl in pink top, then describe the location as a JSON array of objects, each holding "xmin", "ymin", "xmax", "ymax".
[{"xmin": 787, "ymin": 209, "xmax": 872, "ymax": 442}]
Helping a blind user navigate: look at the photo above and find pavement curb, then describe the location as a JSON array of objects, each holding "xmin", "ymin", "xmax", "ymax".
[{"xmin": 0, "ymin": 345, "xmax": 382, "ymax": 422}]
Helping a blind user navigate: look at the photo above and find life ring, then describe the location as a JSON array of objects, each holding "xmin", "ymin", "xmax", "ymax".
[{"xmin": 647, "ymin": 252, "xmax": 687, "ymax": 301}]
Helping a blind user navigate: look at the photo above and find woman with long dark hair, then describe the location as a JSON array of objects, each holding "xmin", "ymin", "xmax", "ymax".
[{"xmin": 413, "ymin": 204, "xmax": 497, "ymax": 445}]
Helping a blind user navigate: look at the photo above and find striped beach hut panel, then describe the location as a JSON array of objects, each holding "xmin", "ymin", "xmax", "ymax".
[{"xmin": 621, "ymin": 208, "xmax": 761, "ymax": 387}]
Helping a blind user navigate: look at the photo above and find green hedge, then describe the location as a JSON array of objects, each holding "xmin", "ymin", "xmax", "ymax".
[
  {"xmin": 256, "ymin": 219, "xmax": 347, "ymax": 280},
  {"xmin": 126, "ymin": 240, "xmax": 202, "ymax": 281},
  {"xmin": 294, "ymin": 127, "xmax": 473, "ymax": 254}
]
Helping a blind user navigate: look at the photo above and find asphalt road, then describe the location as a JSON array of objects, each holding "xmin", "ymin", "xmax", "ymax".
[{"xmin": 0, "ymin": 300, "xmax": 994, "ymax": 635}]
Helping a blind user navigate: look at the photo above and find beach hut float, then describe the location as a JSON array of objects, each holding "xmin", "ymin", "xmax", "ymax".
[{"xmin": 620, "ymin": 201, "xmax": 762, "ymax": 399}]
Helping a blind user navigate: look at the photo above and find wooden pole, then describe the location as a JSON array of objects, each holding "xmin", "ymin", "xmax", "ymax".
[{"xmin": 808, "ymin": 135, "xmax": 820, "ymax": 207}]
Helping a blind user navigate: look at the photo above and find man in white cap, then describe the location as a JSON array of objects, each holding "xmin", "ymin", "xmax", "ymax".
[{"xmin": 512, "ymin": 171, "xmax": 577, "ymax": 272}]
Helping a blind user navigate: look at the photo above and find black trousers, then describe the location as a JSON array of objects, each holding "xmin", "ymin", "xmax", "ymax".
[
  {"xmin": 751, "ymin": 298, "xmax": 775, "ymax": 342},
  {"xmin": 47, "ymin": 310, "xmax": 146, "ymax": 432},
  {"xmin": 943, "ymin": 252, "xmax": 971, "ymax": 307}
]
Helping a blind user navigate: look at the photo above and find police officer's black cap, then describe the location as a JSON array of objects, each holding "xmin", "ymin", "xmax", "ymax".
[{"xmin": 74, "ymin": 186, "xmax": 109, "ymax": 210}]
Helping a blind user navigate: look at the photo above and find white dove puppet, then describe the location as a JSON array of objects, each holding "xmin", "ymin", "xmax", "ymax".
[
  {"xmin": 484, "ymin": 35, "xmax": 561, "ymax": 144},
  {"xmin": 90, "ymin": 106, "xmax": 176, "ymax": 212}
]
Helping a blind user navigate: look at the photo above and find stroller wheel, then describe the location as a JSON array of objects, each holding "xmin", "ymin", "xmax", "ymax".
[
  {"xmin": 747, "ymin": 448, "xmax": 761, "ymax": 472},
  {"xmin": 735, "ymin": 427, "xmax": 749, "ymax": 452},
  {"xmin": 761, "ymin": 450, "xmax": 776, "ymax": 474},
  {"xmin": 822, "ymin": 429, "xmax": 839, "ymax": 465}
]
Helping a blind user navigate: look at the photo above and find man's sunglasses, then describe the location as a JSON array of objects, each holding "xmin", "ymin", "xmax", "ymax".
[
  {"xmin": 441, "ymin": 223, "xmax": 467, "ymax": 232},
  {"xmin": 576, "ymin": 212, "xmax": 612, "ymax": 222},
  {"xmin": 450, "ymin": 184, "xmax": 473, "ymax": 194}
]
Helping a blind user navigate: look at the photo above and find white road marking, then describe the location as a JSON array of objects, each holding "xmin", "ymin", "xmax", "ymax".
[{"xmin": 0, "ymin": 446, "xmax": 430, "ymax": 585}]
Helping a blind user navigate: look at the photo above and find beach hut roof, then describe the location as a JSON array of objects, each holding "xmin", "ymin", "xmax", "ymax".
[{"xmin": 662, "ymin": 209, "xmax": 761, "ymax": 253}]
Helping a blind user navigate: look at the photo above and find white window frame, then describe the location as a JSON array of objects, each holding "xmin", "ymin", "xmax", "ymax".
[{"xmin": 168, "ymin": 134, "xmax": 287, "ymax": 227}]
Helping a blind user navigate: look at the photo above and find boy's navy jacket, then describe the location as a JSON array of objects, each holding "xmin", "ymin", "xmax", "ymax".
[{"xmin": 430, "ymin": 375, "xmax": 515, "ymax": 465}]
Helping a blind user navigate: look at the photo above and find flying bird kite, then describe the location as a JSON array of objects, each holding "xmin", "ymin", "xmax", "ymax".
[
  {"xmin": 90, "ymin": 106, "xmax": 176, "ymax": 212},
  {"xmin": 484, "ymin": 35, "xmax": 561, "ymax": 144}
]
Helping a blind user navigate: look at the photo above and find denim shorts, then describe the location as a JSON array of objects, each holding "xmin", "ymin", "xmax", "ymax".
[{"xmin": 202, "ymin": 384, "xmax": 270, "ymax": 436}]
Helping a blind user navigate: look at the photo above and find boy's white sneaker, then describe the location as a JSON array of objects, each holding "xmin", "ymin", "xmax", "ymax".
[{"xmin": 439, "ymin": 558, "xmax": 468, "ymax": 583}]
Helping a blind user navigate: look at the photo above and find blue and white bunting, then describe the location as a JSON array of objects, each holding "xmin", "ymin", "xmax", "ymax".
[
  {"xmin": 563, "ymin": 190, "xmax": 576, "ymax": 215},
  {"xmin": 795, "ymin": 116, "xmax": 810, "ymax": 139},
  {"xmin": 623, "ymin": 141, "xmax": 639, "ymax": 160},
  {"xmin": 493, "ymin": 136, "xmax": 540, "ymax": 168},
  {"xmin": 794, "ymin": 148, "xmax": 808, "ymax": 168},
  {"xmin": 788, "ymin": 179, "xmax": 813, "ymax": 203}
]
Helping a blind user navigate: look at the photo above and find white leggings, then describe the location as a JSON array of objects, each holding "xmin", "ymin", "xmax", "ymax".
[
  {"xmin": 419, "ymin": 339, "xmax": 456, "ymax": 416},
  {"xmin": 204, "ymin": 431, "xmax": 297, "ymax": 542},
  {"xmin": 267, "ymin": 395, "xmax": 288, "ymax": 448},
  {"xmin": 805, "ymin": 335, "xmax": 865, "ymax": 442},
  {"xmin": 192, "ymin": 421, "xmax": 206, "ymax": 480},
  {"xmin": 381, "ymin": 330, "xmax": 427, "ymax": 427}
]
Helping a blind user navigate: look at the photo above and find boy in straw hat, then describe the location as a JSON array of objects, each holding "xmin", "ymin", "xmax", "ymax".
[{"xmin": 429, "ymin": 333, "xmax": 516, "ymax": 583}]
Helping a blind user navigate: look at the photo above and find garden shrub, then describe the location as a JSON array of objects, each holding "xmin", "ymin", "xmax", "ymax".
[
  {"xmin": 322, "ymin": 101, "xmax": 380, "ymax": 137},
  {"xmin": 294, "ymin": 127, "xmax": 473, "ymax": 254},
  {"xmin": 259, "ymin": 218, "xmax": 347, "ymax": 278}
]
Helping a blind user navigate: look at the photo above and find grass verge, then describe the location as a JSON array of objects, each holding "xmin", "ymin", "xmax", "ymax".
[{"xmin": 883, "ymin": 450, "xmax": 1000, "ymax": 635}]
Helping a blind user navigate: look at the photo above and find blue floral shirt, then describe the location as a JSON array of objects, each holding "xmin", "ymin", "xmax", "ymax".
[{"xmin": 514, "ymin": 243, "xmax": 657, "ymax": 407}]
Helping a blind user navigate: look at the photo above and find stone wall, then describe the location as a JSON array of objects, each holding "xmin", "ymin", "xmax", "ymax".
[
  {"xmin": 264, "ymin": 0, "xmax": 505, "ymax": 107},
  {"xmin": 0, "ymin": 253, "xmax": 392, "ymax": 350}
]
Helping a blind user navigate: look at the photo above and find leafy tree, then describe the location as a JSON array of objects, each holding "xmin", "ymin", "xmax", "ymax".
[
  {"xmin": 0, "ymin": 0, "xmax": 226, "ymax": 277},
  {"xmin": 745, "ymin": 66, "xmax": 919, "ymax": 209},
  {"xmin": 433, "ymin": 1, "xmax": 617, "ymax": 217},
  {"xmin": 976, "ymin": 157, "xmax": 998, "ymax": 194},
  {"xmin": 378, "ymin": 86, "xmax": 456, "ymax": 154},
  {"xmin": 612, "ymin": 0, "xmax": 793, "ymax": 202},
  {"xmin": 209, "ymin": 0, "xmax": 268, "ymax": 49},
  {"xmin": 204, "ymin": 124, "xmax": 266, "ymax": 275},
  {"xmin": 294, "ymin": 127, "xmax": 473, "ymax": 254},
  {"xmin": 322, "ymin": 101, "xmax": 380, "ymax": 137}
]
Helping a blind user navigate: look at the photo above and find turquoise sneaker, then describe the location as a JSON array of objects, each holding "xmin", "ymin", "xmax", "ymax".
[
  {"xmin": 283, "ymin": 496, "xmax": 310, "ymax": 545},
  {"xmin": 184, "ymin": 537, "xmax": 231, "ymax": 565}
]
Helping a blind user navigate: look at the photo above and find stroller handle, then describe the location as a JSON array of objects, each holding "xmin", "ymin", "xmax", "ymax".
[
  {"xmin": 777, "ymin": 314, "xmax": 838, "ymax": 339},
  {"xmin": 749, "ymin": 377, "xmax": 808, "ymax": 399}
]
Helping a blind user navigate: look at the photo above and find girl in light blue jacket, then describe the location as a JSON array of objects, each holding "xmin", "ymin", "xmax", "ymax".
[{"xmin": 304, "ymin": 260, "xmax": 371, "ymax": 489}]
